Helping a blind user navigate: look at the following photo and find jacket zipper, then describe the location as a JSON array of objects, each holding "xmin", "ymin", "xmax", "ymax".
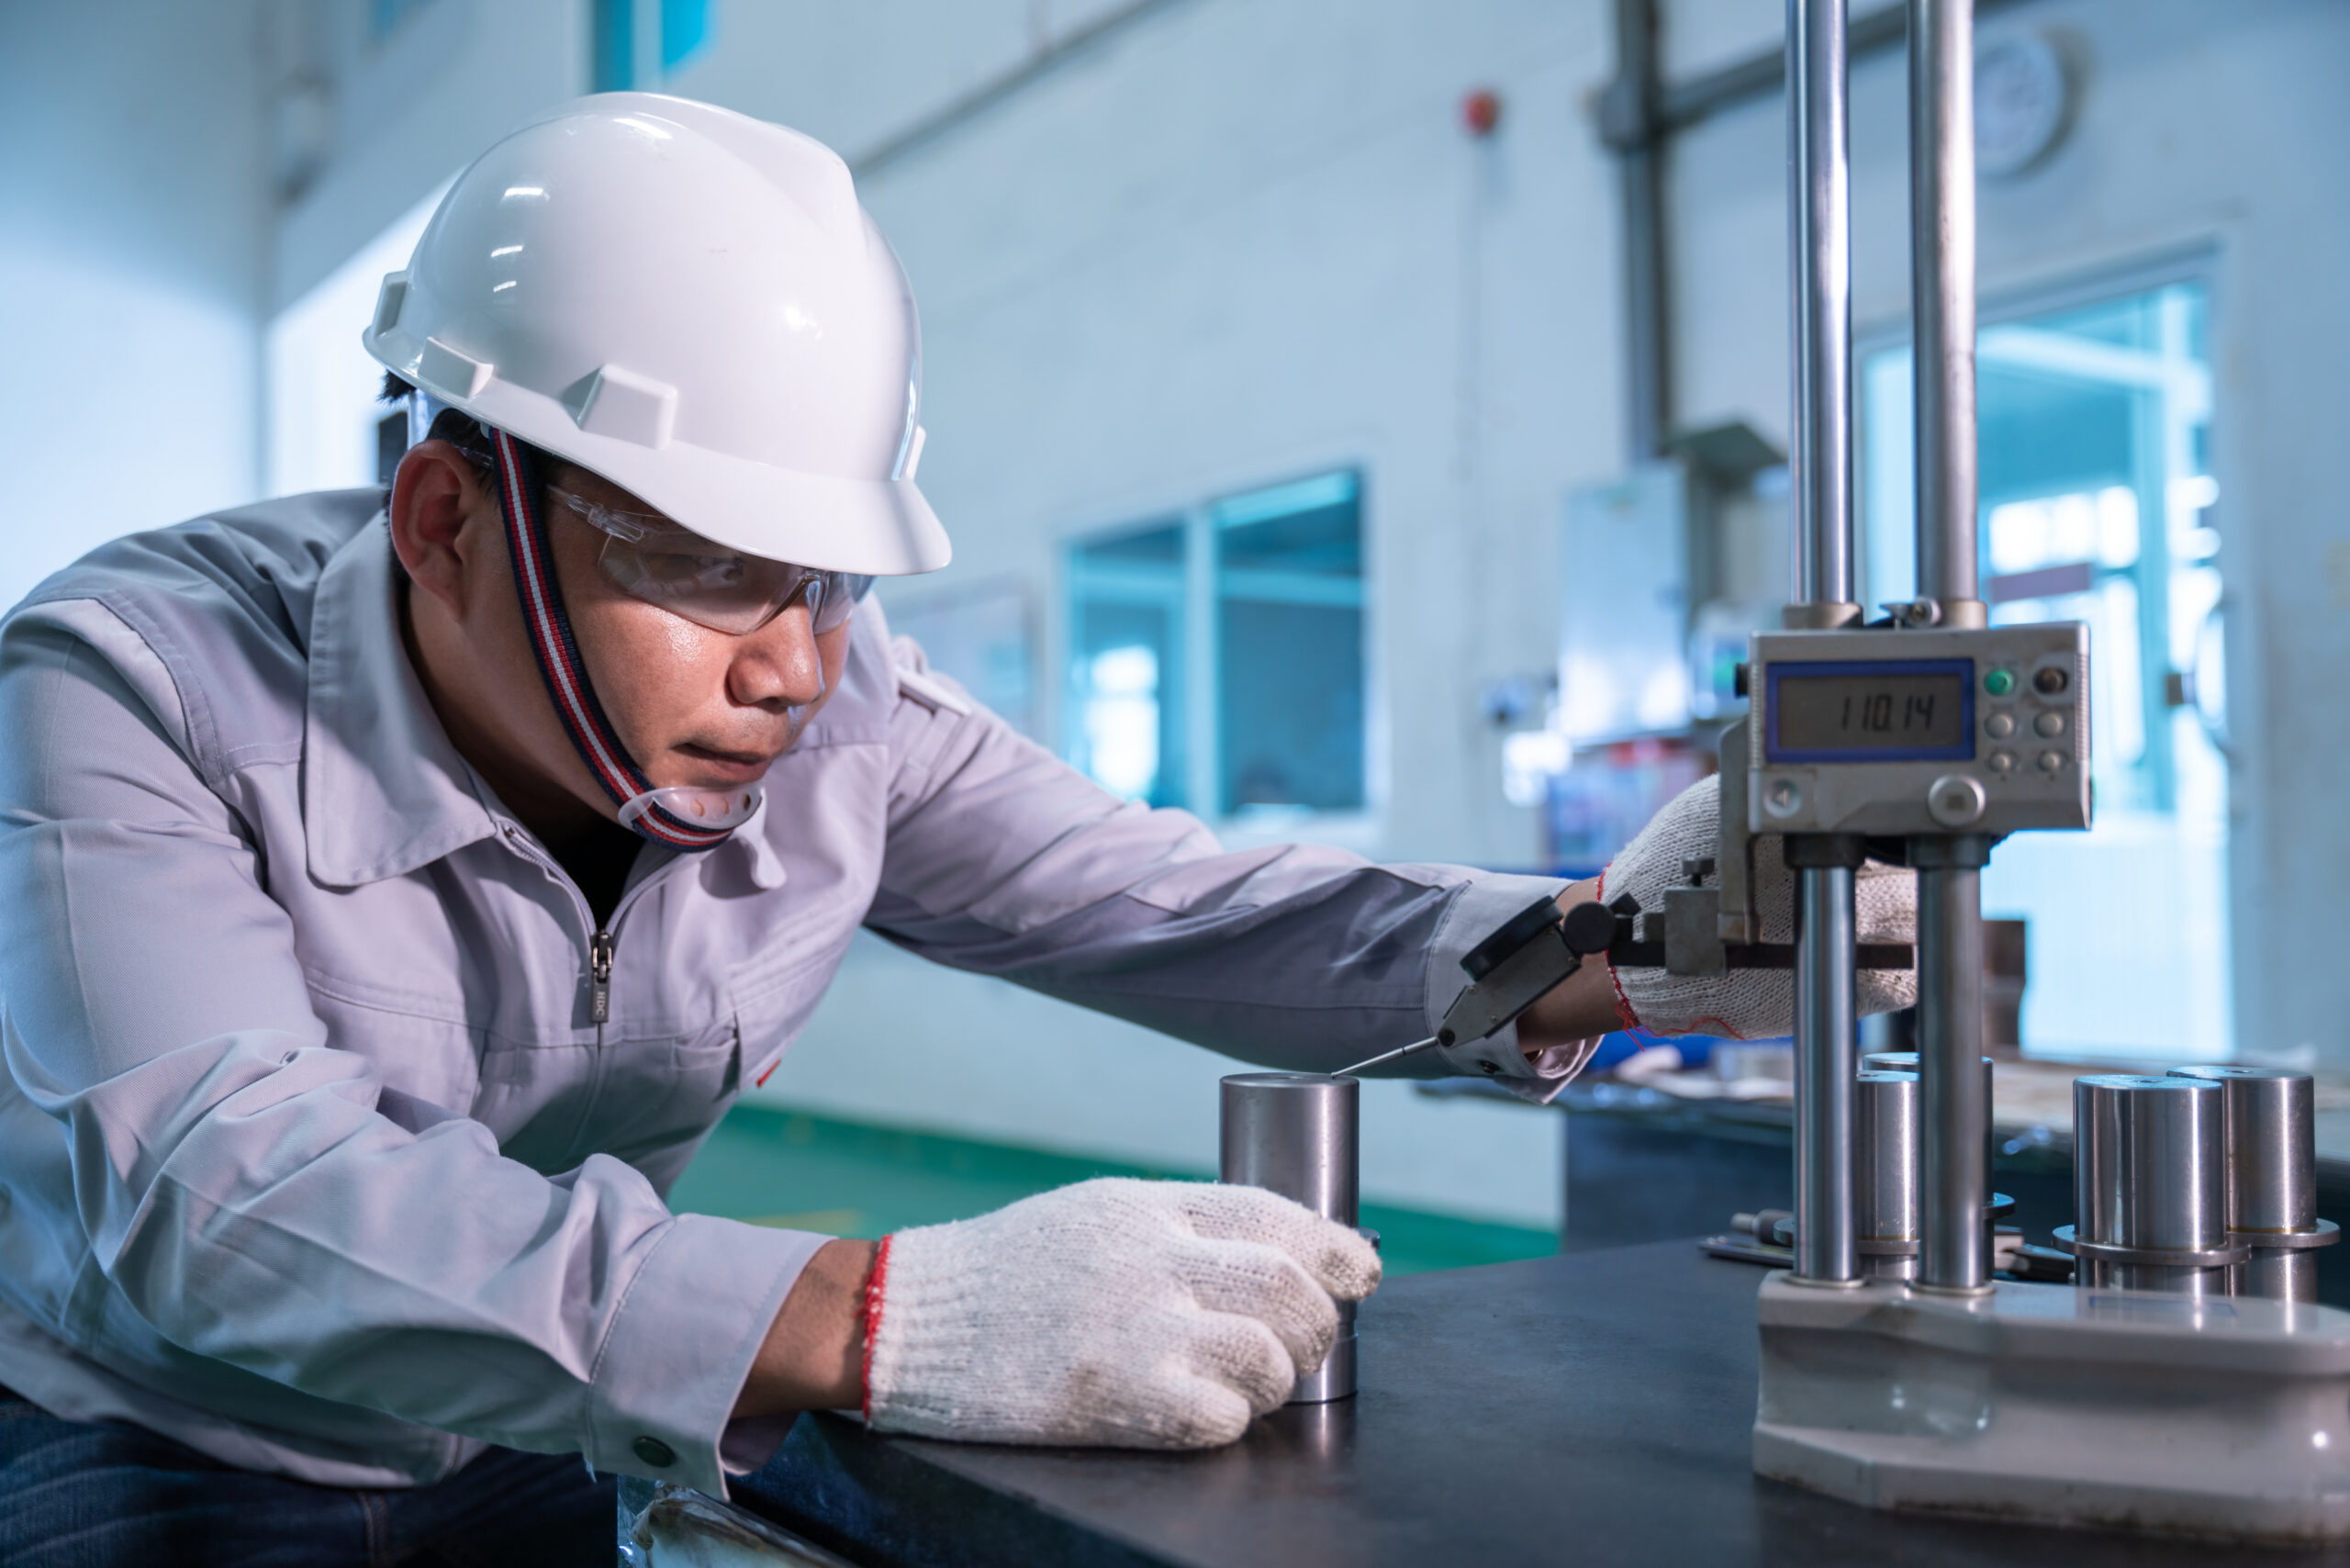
[
  {"xmin": 491, "ymin": 821, "xmax": 666, "ymax": 1029},
  {"xmin": 588, "ymin": 929, "xmax": 616, "ymax": 1025}
]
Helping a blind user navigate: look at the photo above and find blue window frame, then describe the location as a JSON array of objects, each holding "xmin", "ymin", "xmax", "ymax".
[{"xmin": 1065, "ymin": 471, "xmax": 1366, "ymax": 817}]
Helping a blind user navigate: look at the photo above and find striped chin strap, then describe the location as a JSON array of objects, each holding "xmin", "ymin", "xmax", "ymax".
[{"xmin": 488, "ymin": 430, "xmax": 760, "ymax": 851}]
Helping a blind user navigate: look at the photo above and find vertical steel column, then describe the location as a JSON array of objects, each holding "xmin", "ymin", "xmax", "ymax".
[
  {"xmin": 1791, "ymin": 851, "xmax": 1860, "ymax": 1284},
  {"xmin": 1909, "ymin": 0, "xmax": 1981, "ymax": 621},
  {"xmin": 1915, "ymin": 838, "xmax": 1992, "ymax": 1290},
  {"xmin": 1614, "ymin": 0, "xmax": 1670, "ymax": 464},
  {"xmin": 1785, "ymin": 0, "xmax": 1860, "ymax": 1288},
  {"xmin": 1909, "ymin": 0, "xmax": 1992, "ymax": 1295},
  {"xmin": 1788, "ymin": 0, "xmax": 1856, "ymax": 618}
]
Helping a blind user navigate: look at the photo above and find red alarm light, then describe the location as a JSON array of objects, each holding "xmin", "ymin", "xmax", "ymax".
[{"xmin": 1461, "ymin": 88, "xmax": 1503, "ymax": 138}]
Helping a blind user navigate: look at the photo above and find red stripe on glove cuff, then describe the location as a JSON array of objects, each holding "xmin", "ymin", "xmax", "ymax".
[
  {"xmin": 860, "ymin": 1235, "xmax": 894, "ymax": 1422},
  {"xmin": 1595, "ymin": 868, "xmax": 1642, "ymax": 1033}
]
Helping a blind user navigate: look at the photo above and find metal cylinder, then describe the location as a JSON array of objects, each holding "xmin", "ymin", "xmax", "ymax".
[
  {"xmin": 1221, "ymin": 1072, "xmax": 1360, "ymax": 1401},
  {"xmin": 2166, "ymin": 1066, "xmax": 2316, "ymax": 1233},
  {"xmin": 2244, "ymin": 1243, "xmax": 2322, "ymax": 1304},
  {"xmin": 1859, "ymin": 1048, "xmax": 1992, "ymax": 1115},
  {"xmin": 1859, "ymin": 1047, "xmax": 1998, "ymax": 1268},
  {"xmin": 1787, "ymin": 0, "xmax": 1853, "ymax": 610},
  {"xmin": 1916, "ymin": 847, "xmax": 1993, "ymax": 1294},
  {"xmin": 1855, "ymin": 1070, "xmax": 1919, "ymax": 1281},
  {"xmin": 2169, "ymin": 1066, "xmax": 2323, "ymax": 1301},
  {"xmin": 1783, "ymin": 0, "xmax": 1858, "ymax": 1291},
  {"xmin": 1792, "ymin": 864, "xmax": 1860, "ymax": 1285},
  {"xmin": 2073, "ymin": 1074, "xmax": 2232, "ymax": 1296}
]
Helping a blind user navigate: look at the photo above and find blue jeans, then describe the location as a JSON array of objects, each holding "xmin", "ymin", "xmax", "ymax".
[{"xmin": 0, "ymin": 1391, "xmax": 615, "ymax": 1567}]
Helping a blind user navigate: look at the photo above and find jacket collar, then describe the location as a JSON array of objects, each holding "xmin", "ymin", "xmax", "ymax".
[{"xmin": 303, "ymin": 518, "xmax": 503, "ymax": 887}]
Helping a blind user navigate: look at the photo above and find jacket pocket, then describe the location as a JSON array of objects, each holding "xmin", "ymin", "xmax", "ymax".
[{"xmin": 595, "ymin": 1015, "xmax": 743, "ymax": 1188}]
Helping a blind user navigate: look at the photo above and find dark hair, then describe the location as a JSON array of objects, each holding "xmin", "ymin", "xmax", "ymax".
[
  {"xmin": 379, "ymin": 372, "xmax": 514, "ymax": 476},
  {"xmin": 379, "ymin": 373, "xmax": 565, "ymax": 588}
]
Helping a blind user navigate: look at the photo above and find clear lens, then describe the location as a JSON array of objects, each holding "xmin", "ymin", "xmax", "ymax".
[{"xmin": 554, "ymin": 489, "xmax": 872, "ymax": 635}]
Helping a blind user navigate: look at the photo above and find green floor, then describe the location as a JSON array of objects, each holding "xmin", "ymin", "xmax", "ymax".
[{"xmin": 667, "ymin": 1103, "xmax": 1558, "ymax": 1277}]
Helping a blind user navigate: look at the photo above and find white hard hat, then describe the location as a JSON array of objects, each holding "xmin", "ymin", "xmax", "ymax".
[{"xmin": 364, "ymin": 93, "xmax": 949, "ymax": 577}]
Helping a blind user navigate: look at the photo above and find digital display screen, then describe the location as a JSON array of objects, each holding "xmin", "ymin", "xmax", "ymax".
[{"xmin": 1765, "ymin": 660, "xmax": 1974, "ymax": 762}]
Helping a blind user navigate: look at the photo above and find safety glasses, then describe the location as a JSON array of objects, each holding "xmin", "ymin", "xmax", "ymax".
[{"xmin": 551, "ymin": 488, "xmax": 874, "ymax": 636}]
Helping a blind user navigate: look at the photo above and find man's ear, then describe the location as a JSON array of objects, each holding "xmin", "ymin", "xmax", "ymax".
[{"xmin": 389, "ymin": 442, "xmax": 491, "ymax": 619}]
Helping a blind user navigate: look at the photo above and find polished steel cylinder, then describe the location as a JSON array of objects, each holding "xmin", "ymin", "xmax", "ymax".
[
  {"xmin": 2170, "ymin": 1065, "xmax": 2321, "ymax": 1301},
  {"xmin": 1787, "ymin": 0, "xmax": 1853, "ymax": 609},
  {"xmin": 1792, "ymin": 865, "xmax": 1860, "ymax": 1285},
  {"xmin": 2074, "ymin": 1074, "xmax": 2230, "ymax": 1296},
  {"xmin": 1221, "ymin": 1072, "xmax": 1360, "ymax": 1401},
  {"xmin": 1783, "ymin": 0, "xmax": 1859, "ymax": 1291},
  {"xmin": 1860, "ymin": 1049, "xmax": 1997, "ymax": 1248},
  {"xmin": 1860, "ymin": 1051, "xmax": 1992, "ymax": 1117},
  {"xmin": 1909, "ymin": 0, "xmax": 1979, "ymax": 612},
  {"xmin": 2167, "ymin": 1066, "xmax": 2315, "ymax": 1233},
  {"xmin": 2242, "ymin": 1248, "xmax": 2321, "ymax": 1305},
  {"xmin": 1855, "ymin": 1071, "xmax": 1919, "ymax": 1281},
  {"xmin": 1917, "ymin": 856, "xmax": 1991, "ymax": 1294}
]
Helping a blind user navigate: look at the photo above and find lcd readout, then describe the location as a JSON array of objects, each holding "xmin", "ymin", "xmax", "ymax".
[{"xmin": 1775, "ymin": 673, "xmax": 1965, "ymax": 752}]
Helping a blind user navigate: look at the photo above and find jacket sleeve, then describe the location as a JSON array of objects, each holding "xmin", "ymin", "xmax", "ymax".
[
  {"xmin": 869, "ymin": 640, "xmax": 1596, "ymax": 1095},
  {"xmin": 0, "ymin": 610, "xmax": 821, "ymax": 1495}
]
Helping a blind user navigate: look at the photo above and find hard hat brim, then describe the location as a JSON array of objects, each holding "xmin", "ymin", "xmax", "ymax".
[{"xmin": 369, "ymin": 323, "xmax": 951, "ymax": 577}]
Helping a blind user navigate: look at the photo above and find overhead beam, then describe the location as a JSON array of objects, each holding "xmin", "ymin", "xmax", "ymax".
[{"xmin": 851, "ymin": 0, "xmax": 1189, "ymax": 183}]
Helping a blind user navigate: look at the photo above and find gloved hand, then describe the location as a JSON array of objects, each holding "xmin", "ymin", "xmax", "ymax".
[
  {"xmin": 1598, "ymin": 777, "xmax": 1917, "ymax": 1038},
  {"xmin": 861, "ymin": 1178, "xmax": 1381, "ymax": 1449}
]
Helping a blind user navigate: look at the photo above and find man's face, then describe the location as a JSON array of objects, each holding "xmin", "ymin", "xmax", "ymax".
[{"xmin": 541, "ymin": 464, "xmax": 853, "ymax": 801}]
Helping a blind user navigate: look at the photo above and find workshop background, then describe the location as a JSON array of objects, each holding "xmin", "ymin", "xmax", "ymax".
[{"xmin": 3, "ymin": 0, "xmax": 2344, "ymax": 1258}]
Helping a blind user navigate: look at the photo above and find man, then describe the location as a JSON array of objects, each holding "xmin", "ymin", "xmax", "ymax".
[{"xmin": 0, "ymin": 96, "xmax": 1915, "ymax": 1563}]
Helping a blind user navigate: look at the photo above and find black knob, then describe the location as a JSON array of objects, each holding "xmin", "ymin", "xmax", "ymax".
[{"xmin": 1561, "ymin": 900, "xmax": 1619, "ymax": 957}]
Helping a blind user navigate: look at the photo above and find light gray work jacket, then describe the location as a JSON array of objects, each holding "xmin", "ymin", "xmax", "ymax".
[{"xmin": 0, "ymin": 491, "xmax": 1577, "ymax": 1498}]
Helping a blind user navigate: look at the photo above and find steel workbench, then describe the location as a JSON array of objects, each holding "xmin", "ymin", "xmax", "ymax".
[{"xmin": 723, "ymin": 1238, "xmax": 2349, "ymax": 1565}]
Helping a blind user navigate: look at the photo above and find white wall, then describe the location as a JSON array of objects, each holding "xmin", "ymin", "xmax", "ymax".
[
  {"xmin": 266, "ymin": 184, "xmax": 445, "ymax": 498},
  {"xmin": 260, "ymin": 0, "xmax": 583, "ymax": 502},
  {"xmin": 1663, "ymin": 0, "xmax": 2350, "ymax": 1070},
  {"xmin": 661, "ymin": 0, "xmax": 1147, "ymax": 166},
  {"xmin": 0, "ymin": 1, "xmax": 269, "ymax": 612},
  {"xmin": 272, "ymin": 0, "xmax": 585, "ymax": 312}
]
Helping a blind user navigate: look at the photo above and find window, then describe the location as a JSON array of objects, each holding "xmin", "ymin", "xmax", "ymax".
[
  {"xmin": 1066, "ymin": 472, "xmax": 1366, "ymax": 819},
  {"xmin": 1861, "ymin": 275, "xmax": 2227, "ymax": 1060},
  {"xmin": 878, "ymin": 579, "xmax": 1037, "ymax": 739}
]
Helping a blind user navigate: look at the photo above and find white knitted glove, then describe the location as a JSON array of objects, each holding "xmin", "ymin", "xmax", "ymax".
[
  {"xmin": 861, "ymin": 1178, "xmax": 1381, "ymax": 1449},
  {"xmin": 1599, "ymin": 777, "xmax": 1917, "ymax": 1038}
]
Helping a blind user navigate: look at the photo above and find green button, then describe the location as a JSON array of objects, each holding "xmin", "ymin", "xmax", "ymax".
[
  {"xmin": 1984, "ymin": 668, "xmax": 2016, "ymax": 697},
  {"xmin": 632, "ymin": 1435, "xmax": 677, "ymax": 1469}
]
